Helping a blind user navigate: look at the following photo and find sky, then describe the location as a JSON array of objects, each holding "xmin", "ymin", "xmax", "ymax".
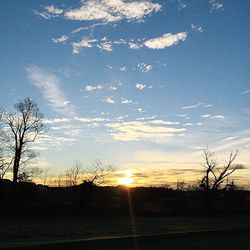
[{"xmin": 0, "ymin": 0, "xmax": 250, "ymax": 187}]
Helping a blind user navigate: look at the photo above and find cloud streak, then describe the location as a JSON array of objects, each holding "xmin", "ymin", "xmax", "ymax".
[
  {"xmin": 106, "ymin": 120, "xmax": 185, "ymax": 141},
  {"xmin": 26, "ymin": 65, "xmax": 74, "ymax": 114}
]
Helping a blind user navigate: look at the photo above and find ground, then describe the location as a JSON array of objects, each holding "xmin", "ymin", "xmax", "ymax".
[{"xmin": 1, "ymin": 214, "xmax": 250, "ymax": 249}]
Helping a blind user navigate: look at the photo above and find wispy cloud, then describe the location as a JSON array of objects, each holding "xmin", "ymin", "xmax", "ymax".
[
  {"xmin": 128, "ymin": 42, "xmax": 143, "ymax": 49},
  {"xmin": 106, "ymin": 120, "xmax": 185, "ymax": 141},
  {"xmin": 191, "ymin": 24, "xmax": 204, "ymax": 33},
  {"xmin": 72, "ymin": 38, "xmax": 97, "ymax": 53},
  {"xmin": 135, "ymin": 83, "xmax": 146, "ymax": 90},
  {"xmin": 209, "ymin": 0, "xmax": 224, "ymax": 11},
  {"xmin": 35, "ymin": 5, "xmax": 63, "ymax": 19},
  {"xmin": 138, "ymin": 62, "xmax": 152, "ymax": 72},
  {"xmin": 52, "ymin": 35, "xmax": 69, "ymax": 44},
  {"xmin": 105, "ymin": 97, "xmax": 115, "ymax": 104},
  {"xmin": 74, "ymin": 117, "xmax": 106, "ymax": 123},
  {"xmin": 85, "ymin": 84, "xmax": 104, "ymax": 92},
  {"xmin": 182, "ymin": 102, "xmax": 212, "ymax": 109},
  {"xmin": 97, "ymin": 41, "xmax": 113, "ymax": 51},
  {"xmin": 201, "ymin": 114, "xmax": 225, "ymax": 120},
  {"xmin": 144, "ymin": 32, "xmax": 187, "ymax": 49},
  {"xmin": 45, "ymin": 118, "xmax": 72, "ymax": 124},
  {"xmin": 119, "ymin": 66, "xmax": 127, "ymax": 72},
  {"xmin": 121, "ymin": 98, "xmax": 133, "ymax": 104},
  {"xmin": 26, "ymin": 65, "xmax": 74, "ymax": 114},
  {"xmin": 239, "ymin": 89, "xmax": 250, "ymax": 95},
  {"xmin": 210, "ymin": 115, "xmax": 225, "ymax": 120}
]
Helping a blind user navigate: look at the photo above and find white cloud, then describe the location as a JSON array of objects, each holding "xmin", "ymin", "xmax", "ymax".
[
  {"xmin": 191, "ymin": 24, "xmax": 204, "ymax": 33},
  {"xmin": 209, "ymin": 0, "xmax": 224, "ymax": 11},
  {"xmin": 177, "ymin": 1, "xmax": 188, "ymax": 11},
  {"xmin": 64, "ymin": 0, "xmax": 162, "ymax": 23},
  {"xmin": 183, "ymin": 123, "xmax": 193, "ymax": 126},
  {"xmin": 36, "ymin": 5, "xmax": 63, "ymax": 19},
  {"xmin": 148, "ymin": 120, "xmax": 179, "ymax": 125},
  {"xmin": 135, "ymin": 83, "xmax": 146, "ymax": 90},
  {"xmin": 26, "ymin": 65, "xmax": 74, "ymax": 114},
  {"xmin": 137, "ymin": 108, "xmax": 145, "ymax": 113},
  {"xmin": 52, "ymin": 35, "xmax": 69, "ymax": 44},
  {"xmin": 85, "ymin": 84, "xmax": 104, "ymax": 92},
  {"xmin": 34, "ymin": 134, "xmax": 77, "ymax": 151},
  {"xmin": 45, "ymin": 118, "xmax": 72, "ymax": 124},
  {"xmin": 74, "ymin": 117, "xmax": 106, "ymax": 123},
  {"xmin": 105, "ymin": 97, "xmax": 115, "ymax": 104},
  {"xmin": 136, "ymin": 116, "xmax": 157, "ymax": 121},
  {"xmin": 138, "ymin": 62, "xmax": 152, "ymax": 72},
  {"xmin": 128, "ymin": 42, "xmax": 143, "ymax": 49},
  {"xmin": 97, "ymin": 42, "xmax": 113, "ymax": 51},
  {"xmin": 106, "ymin": 120, "xmax": 186, "ymax": 141},
  {"xmin": 121, "ymin": 98, "xmax": 133, "ymax": 104},
  {"xmin": 110, "ymin": 86, "xmax": 117, "ymax": 90},
  {"xmin": 201, "ymin": 114, "xmax": 212, "ymax": 118},
  {"xmin": 119, "ymin": 66, "xmax": 127, "ymax": 72},
  {"xmin": 144, "ymin": 32, "xmax": 187, "ymax": 49},
  {"xmin": 182, "ymin": 103, "xmax": 212, "ymax": 109},
  {"xmin": 210, "ymin": 115, "xmax": 224, "ymax": 120},
  {"xmin": 201, "ymin": 114, "xmax": 224, "ymax": 120},
  {"xmin": 45, "ymin": 5, "xmax": 64, "ymax": 15},
  {"xmin": 240, "ymin": 89, "xmax": 250, "ymax": 95},
  {"xmin": 72, "ymin": 38, "xmax": 97, "ymax": 53}
]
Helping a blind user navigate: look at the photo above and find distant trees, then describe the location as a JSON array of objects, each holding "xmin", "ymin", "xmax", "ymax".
[
  {"xmin": 65, "ymin": 160, "xmax": 83, "ymax": 187},
  {"xmin": 0, "ymin": 98, "xmax": 45, "ymax": 185},
  {"xmin": 199, "ymin": 147, "xmax": 240, "ymax": 191},
  {"xmin": 63, "ymin": 159, "xmax": 114, "ymax": 187}
]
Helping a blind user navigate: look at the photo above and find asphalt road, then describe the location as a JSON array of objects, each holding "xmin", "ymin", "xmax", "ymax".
[{"xmin": 3, "ymin": 229, "xmax": 250, "ymax": 250}]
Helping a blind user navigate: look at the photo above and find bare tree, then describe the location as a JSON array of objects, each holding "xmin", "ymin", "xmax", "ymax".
[
  {"xmin": 85, "ymin": 159, "xmax": 114, "ymax": 186},
  {"xmin": 17, "ymin": 166, "xmax": 43, "ymax": 183},
  {"xmin": 0, "ymin": 147, "xmax": 13, "ymax": 179},
  {"xmin": 65, "ymin": 160, "xmax": 83, "ymax": 186},
  {"xmin": 2, "ymin": 98, "xmax": 45, "ymax": 185},
  {"xmin": 0, "ymin": 106, "xmax": 13, "ymax": 179},
  {"xmin": 176, "ymin": 180, "xmax": 186, "ymax": 191},
  {"xmin": 199, "ymin": 147, "xmax": 240, "ymax": 191}
]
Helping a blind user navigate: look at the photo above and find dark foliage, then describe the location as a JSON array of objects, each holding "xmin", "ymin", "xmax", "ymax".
[{"xmin": 0, "ymin": 180, "xmax": 249, "ymax": 217}]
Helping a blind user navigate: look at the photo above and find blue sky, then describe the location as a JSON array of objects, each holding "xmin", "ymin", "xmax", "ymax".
[{"xmin": 1, "ymin": 0, "xmax": 250, "ymax": 186}]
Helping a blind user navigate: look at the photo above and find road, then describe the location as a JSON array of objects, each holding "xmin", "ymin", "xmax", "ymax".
[{"xmin": 2, "ymin": 229, "xmax": 250, "ymax": 250}]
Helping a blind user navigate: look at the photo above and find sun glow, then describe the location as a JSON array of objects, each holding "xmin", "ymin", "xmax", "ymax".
[{"xmin": 117, "ymin": 170, "xmax": 133, "ymax": 186}]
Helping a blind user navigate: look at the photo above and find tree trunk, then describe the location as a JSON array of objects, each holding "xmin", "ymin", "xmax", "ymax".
[{"xmin": 12, "ymin": 151, "xmax": 21, "ymax": 185}]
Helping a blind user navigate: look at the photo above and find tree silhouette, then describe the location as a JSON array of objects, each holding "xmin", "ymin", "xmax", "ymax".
[
  {"xmin": 199, "ymin": 147, "xmax": 240, "ymax": 191},
  {"xmin": 85, "ymin": 159, "xmax": 114, "ymax": 186},
  {"xmin": 65, "ymin": 160, "xmax": 83, "ymax": 186},
  {"xmin": 2, "ymin": 98, "xmax": 45, "ymax": 185}
]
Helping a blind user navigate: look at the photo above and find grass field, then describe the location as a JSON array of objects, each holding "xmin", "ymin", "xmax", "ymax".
[{"xmin": 1, "ymin": 214, "xmax": 250, "ymax": 248}]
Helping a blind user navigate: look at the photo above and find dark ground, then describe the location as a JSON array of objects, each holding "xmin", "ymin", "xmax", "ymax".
[{"xmin": 2, "ymin": 229, "xmax": 250, "ymax": 250}]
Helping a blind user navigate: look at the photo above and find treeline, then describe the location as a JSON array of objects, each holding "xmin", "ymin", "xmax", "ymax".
[{"xmin": 1, "ymin": 180, "xmax": 250, "ymax": 217}]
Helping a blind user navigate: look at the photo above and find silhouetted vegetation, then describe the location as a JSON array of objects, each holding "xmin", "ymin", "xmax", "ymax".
[
  {"xmin": 0, "ymin": 98, "xmax": 45, "ymax": 185},
  {"xmin": 0, "ymin": 180, "xmax": 249, "ymax": 217}
]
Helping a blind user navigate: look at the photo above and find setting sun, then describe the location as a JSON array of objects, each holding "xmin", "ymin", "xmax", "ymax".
[{"xmin": 117, "ymin": 170, "xmax": 133, "ymax": 186}]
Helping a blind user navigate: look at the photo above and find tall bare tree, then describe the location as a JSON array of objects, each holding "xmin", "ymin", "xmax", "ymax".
[
  {"xmin": 2, "ymin": 98, "xmax": 45, "ymax": 185},
  {"xmin": 199, "ymin": 147, "xmax": 240, "ymax": 191}
]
